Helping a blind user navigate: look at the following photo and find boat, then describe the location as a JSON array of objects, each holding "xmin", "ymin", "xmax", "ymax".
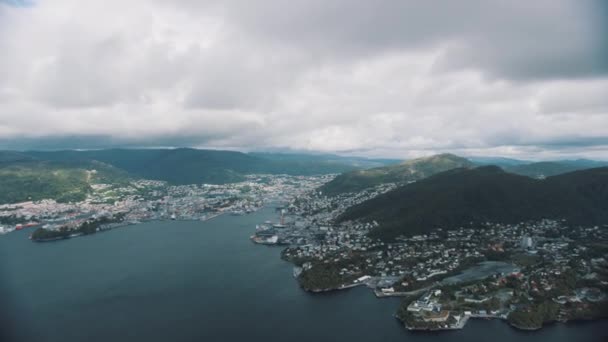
[
  {"xmin": 256, "ymin": 224, "xmax": 272, "ymax": 231},
  {"xmin": 250, "ymin": 234, "xmax": 279, "ymax": 245}
]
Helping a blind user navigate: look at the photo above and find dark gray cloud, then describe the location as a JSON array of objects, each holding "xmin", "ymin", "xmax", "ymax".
[{"xmin": 166, "ymin": 0, "xmax": 608, "ymax": 81}]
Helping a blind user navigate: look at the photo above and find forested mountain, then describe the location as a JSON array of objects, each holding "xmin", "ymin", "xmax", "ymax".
[
  {"xmin": 503, "ymin": 160, "xmax": 608, "ymax": 178},
  {"xmin": 249, "ymin": 152, "xmax": 399, "ymax": 170},
  {"xmin": 20, "ymin": 148, "xmax": 376, "ymax": 185},
  {"xmin": 319, "ymin": 154, "xmax": 474, "ymax": 196},
  {"xmin": 338, "ymin": 166, "xmax": 608, "ymax": 240},
  {"xmin": 1, "ymin": 150, "xmax": 469, "ymax": 204},
  {"xmin": 0, "ymin": 149, "xmax": 388, "ymax": 203},
  {"xmin": 0, "ymin": 152, "xmax": 130, "ymax": 204}
]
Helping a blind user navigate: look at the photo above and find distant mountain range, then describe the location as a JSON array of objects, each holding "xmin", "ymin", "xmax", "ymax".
[
  {"xmin": 471, "ymin": 156, "xmax": 608, "ymax": 178},
  {"xmin": 338, "ymin": 166, "xmax": 608, "ymax": 240},
  {"xmin": 468, "ymin": 156, "xmax": 531, "ymax": 167},
  {"xmin": 20, "ymin": 149, "xmax": 396, "ymax": 184},
  {"xmin": 249, "ymin": 152, "xmax": 399, "ymax": 169},
  {"xmin": 0, "ymin": 149, "xmax": 396, "ymax": 204},
  {"xmin": 319, "ymin": 154, "xmax": 474, "ymax": 196},
  {"xmin": 2, "ymin": 148, "xmax": 607, "ymax": 207},
  {"xmin": 320, "ymin": 154, "xmax": 608, "ymax": 196},
  {"xmin": 502, "ymin": 160, "xmax": 608, "ymax": 178}
]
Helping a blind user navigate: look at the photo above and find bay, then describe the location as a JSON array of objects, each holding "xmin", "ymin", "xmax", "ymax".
[{"xmin": 0, "ymin": 206, "xmax": 606, "ymax": 342}]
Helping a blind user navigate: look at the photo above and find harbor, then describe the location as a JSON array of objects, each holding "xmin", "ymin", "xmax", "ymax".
[{"xmin": 0, "ymin": 206, "xmax": 606, "ymax": 342}]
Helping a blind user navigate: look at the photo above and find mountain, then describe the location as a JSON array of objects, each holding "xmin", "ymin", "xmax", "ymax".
[
  {"xmin": 319, "ymin": 153, "xmax": 475, "ymax": 196},
  {"xmin": 0, "ymin": 151, "xmax": 36, "ymax": 163},
  {"xmin": 503, "ymin": 160, "xmax": 608, "ymax": 179},
  {"xmin": 561, "ymin": 159, "xmax": 608, "ymax": 169},
  {"xmin": 1, "ymin": 148, "xmax": 391, "ymax": 204},
  {"xmin": 23, "ymin": 149, "xmax": 255, "ymax": 184},
  {"xmin": 338, "ymin": 166, "xmax": 608, "ymax": 240},
  {"xmin": 0, "ymin": 157, "xmax": 130, "ymax": 204},
  {"xmin": 20, "ymin": 148, "xmax": 375, "ymax": 185},
  {"xmin": 469, "ymin": 156, "xmax": 531, "ymax": 167},
  {"xmin": 503, "ymin": 161, "xmax": 584, "ymax": 178},
  {"xmin": 249, "ymin": 152, "xmax": 399, "ymax": 170},
  {"xmin": 470, "ymin": 156, "xmax": 608, "ymax": 178}
]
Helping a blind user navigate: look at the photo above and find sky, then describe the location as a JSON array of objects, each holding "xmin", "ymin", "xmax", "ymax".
[{"xmin": 0, "ymin": 0, "xmax": 607, "ymax": 160}]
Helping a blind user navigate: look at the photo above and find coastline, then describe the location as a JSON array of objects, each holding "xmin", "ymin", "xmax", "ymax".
[
  {"xmin": 301, "ymin": 282, "xmax": 368, "ymax": 293},
  {"xmin": 508, "ymin": 322, "xmax": 542, "ymax": 331},
  {"xmin": 403, "ymin": 314, "xmax": 470, "ymax": 331},
  {"xmin": 284, "ymin": 253, "xmax": 608, "ymax": 333},
  {"xmin": 399, "ymin": 311, "xmax": 608, "ymax": 332},
  {"xmin": 30, "ymin": 212, "xmax": 226, "ymax": 243}
]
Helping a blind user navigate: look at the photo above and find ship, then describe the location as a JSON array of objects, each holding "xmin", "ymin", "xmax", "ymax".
[
  {"xmin": 250, "ymin": 234, "xmax": 279, "ymax": 245},
  {"xmin": 251, "ymin": 225, "xmax": 281, "ymax": 245},
  {"xmin": 256, "ymin": 224, "xmax": 271, "ymax": 231}
]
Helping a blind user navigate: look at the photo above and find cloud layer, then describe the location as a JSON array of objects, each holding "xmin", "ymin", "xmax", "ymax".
[{"xmin": 0, "ymin": 0, "xmax": 607, "ymax": 159}]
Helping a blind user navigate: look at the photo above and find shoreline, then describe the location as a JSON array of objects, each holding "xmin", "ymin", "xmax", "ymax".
[
  {"xmin": 239, "ymin": 204, "xmax": 608, "ymax": 335},
  {"xmin": 283, "ymin": 252, "xmax": 608, "ymax": 333},
  {"xmin": 508, "ymin": 322, "xmax": 542, "ymax": 331},
  {"xmin": 30, "ymin": 212, "xmax": 227, "ymax": 243},
  {"xmin": 403, "ymin": 314, "xmax": 470, "ymax": 331},
  {"xmin": 301, "ymin": 282, "xmax": 368, "ymax": 293},
  {"xmin": 400, "ymin": 312, "xmax": 608, "ymax": 332}
]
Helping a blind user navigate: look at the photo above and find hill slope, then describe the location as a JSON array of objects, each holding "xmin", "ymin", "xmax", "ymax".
[
  {"xmin": 503, "ymin": 160, "xmax": 608, "ymax": 178},
  {"xmin": 338, "ymin": 166, "xmax": 608, "ymax": 240},
  {"xmin": 0, "ymin": 156, "xmax": 130, "ymax": 204},
  {"xmin": 319, "ymin": 154, "xmax": 474, "ymax": 196},
  {"xmin": 469, "ymin": 156, "xmax": 530, "ymax": 167},
  {"xmin": 0, "ymin": 148, "xmax": 384, "ymax": 203},
  {"xmin": 22, "ymin": 148, "xmax": 370, "ymax": 185},
  {"xmin": 249, "ymin": 152, "xmax": 399, "ymax": 170}
]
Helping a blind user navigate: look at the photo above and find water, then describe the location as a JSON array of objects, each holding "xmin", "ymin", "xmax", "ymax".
[
  {"xmin": 0, "ymin": 206, "xmax": 606, "ymax": 342},
  {"xmin": 442, "ymin": 261, "xmax": 518, "ymax": 285}
]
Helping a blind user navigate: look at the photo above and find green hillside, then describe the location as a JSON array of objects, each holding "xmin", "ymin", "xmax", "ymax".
[
  {"xmin": 338, "ymin": 166, "xmax": 608, "ymax": 240},
  {"xmin": 0, "ymin": 148, "xmax": 383, "ymax": 203},
  {"xmin": 23, "ymin": 148, "xmax": 369, "ymax": 185},
  {"xmin": 319, "ymin": 153, "xmax": 474, "ymax": 196},
  {"xmin": 0, "ymin": 156, "xmax": 130, "ymax": 204}
]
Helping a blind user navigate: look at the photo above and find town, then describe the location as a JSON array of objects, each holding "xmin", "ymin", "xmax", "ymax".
[
  {"xmin": 1, "ymin": 174, "xmax": 606, "ymax": 331},
  {"xmin": 0, "ymin": 174, "xmax": 332, "ymax": 240},
  {"xmin": 254, "ymin": 184, "xmax": 608, "ymax": 331}
]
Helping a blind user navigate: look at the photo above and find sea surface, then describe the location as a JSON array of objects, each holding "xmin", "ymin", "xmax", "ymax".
[{"xmin": 1, "ymin": 206, "xmax": 606, "ymax": 342}]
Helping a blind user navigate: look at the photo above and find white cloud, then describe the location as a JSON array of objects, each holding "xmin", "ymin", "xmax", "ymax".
[{"xmin": 0, "ymin": 0, "xmax": 607, "ymax": 159}]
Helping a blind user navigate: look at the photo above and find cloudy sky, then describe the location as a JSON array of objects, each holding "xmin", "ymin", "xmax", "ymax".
[{"xmin": 0, "ymin": 0, "xmax": 607, "ymax": 159}]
